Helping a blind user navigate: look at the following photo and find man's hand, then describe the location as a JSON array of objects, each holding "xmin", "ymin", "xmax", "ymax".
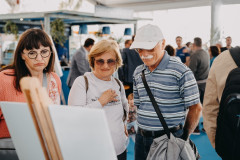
[
  {"xmin": 183, "ymin": 48, "xmax": 188, "ymax": 53},
  {"xmin": 183, "ymin": 103, "xmax": 202, "ymax": 136},
  {"xmin": 124, "ymin": 124, "xmax": 129, "ymax": 137}
]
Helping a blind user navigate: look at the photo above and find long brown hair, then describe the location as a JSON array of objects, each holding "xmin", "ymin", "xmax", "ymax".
[{"xmin": 0, "ymin": 28, "xmax": 55, "ymax": 92}]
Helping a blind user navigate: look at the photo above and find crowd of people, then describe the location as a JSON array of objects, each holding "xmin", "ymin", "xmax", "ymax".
[{"xmin": 0, "ymin": 24, "xmax": 237, "ymax": 160}]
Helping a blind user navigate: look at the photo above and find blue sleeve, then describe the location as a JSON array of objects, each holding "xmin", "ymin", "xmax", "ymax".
[{"xmin": 179, "ymin": 69, "xmax": 200, "ymax": 108}]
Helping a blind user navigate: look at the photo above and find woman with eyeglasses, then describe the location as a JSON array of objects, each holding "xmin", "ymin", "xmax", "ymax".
[
  {"xmin": 68, "ymin": 39, "xmax": 129, "ymax": 160},
  {"xmin": 0, "ymin": 28, "xmax": 61, "ymax": 159}
]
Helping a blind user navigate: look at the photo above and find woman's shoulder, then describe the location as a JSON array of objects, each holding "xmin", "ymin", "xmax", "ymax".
[
  {"xmin": 49, "ymin": 71, "xmax": 60, "ymax": 80},
  {"xmin": 0, "ymin": 68, "xmax": 15, "ymax": 74},
  {"xmin": 0, "ymin": 69, "xmax": 15, "ymax": 79},
  {"xmin": 49, "ymin": 72, "xmax": 61, "ymax": 86},
  {"xmin": 71, "ymin": 74, "xmax": 88, "ymax": 88},
  {"xmin": 0, "ymin": 69, "xmax": 16, "ymax": 94}
]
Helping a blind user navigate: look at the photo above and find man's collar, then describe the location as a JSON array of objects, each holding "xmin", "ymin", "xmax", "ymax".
[
  {"xmin": 142, "ymin": 51, "xmax": 170, "ymax": 72},
  {"xmin": 83, "ymin": 46, "xmax": 89, "ymax": 53}
]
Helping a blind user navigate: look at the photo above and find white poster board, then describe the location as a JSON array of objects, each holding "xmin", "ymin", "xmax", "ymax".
[
  {"xmin": 0, "ymin": 102, "xmax": 117, "ymax": 160},
  {"xmin": 48, "ymin": 105, "xmax": 117, "ymax": 160},
  {"xmin": 0, "ymin": 102, "xmax": 45, "ymax": 160}
]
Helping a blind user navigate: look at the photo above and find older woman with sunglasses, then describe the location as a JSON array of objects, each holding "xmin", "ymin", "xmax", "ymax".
[
  {"xmin": 68, "ymin": 39, "xmax": 129, "ymax": 160},
  {"xmin": 0, "ymin": 28, "xmax": 61, "ymax": 159}
]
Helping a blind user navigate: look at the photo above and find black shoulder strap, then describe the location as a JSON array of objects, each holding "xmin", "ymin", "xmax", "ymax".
[
  {"xmin": 83, "ymin": 76, "xmax": 88, "ymax": 92},
  {"xmin": 229, "ymin": 47, "xmax": 240, "ymax": 67},
  {"xmin": 114, "ymin": 78, "xmax": 121, "ymax": 92},
  {"xmin": 114, "ymin": 78, "xmax": 127, "ymax": 121},
  {"xmin": 141, "ymin": 70, "xmax": 171, "ymax": 139}
]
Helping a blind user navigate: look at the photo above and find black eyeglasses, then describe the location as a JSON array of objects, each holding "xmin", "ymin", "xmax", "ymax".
[
  {"xmin": 27, "ymin": 49, "xmax": 51, "ymax": 59},
  {"xmin": 95, "ymin": 59, "xmax": 117, "ymax": 67}
]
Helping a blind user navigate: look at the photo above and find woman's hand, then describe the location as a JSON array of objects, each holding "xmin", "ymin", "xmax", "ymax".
[
  {"xmin": 98, "ymin": 89, "xmax": 118, "ymax": 107},
  {"xmin": 124, "ymin": 124, "xmax": 129, "ymax": 137}
]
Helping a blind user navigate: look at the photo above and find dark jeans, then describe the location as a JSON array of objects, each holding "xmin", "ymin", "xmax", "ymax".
[
  {"xmin": 195, "ymin": 82, "xmax": 206, "ymax": 130},
  {"xmin": 117, "ymin": 150, "xmax": 126, "ymax": 160},
  {"xmin": 134, "ymin": 128, "xmax": 183, "ymax": 160},
  {"xmin": 198, "ymin": 83, "xmax": 206, "ymax": 104}
]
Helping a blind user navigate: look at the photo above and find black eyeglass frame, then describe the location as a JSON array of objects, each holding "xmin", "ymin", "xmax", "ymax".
[{"xmin": 27, "ymin": 49, "xmax": 51, "ymax": 59}]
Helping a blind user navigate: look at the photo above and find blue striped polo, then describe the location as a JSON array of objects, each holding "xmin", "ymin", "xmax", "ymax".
[{"xmin": 133, "ymin": 52, "xmax": 200, "ymax": 131}]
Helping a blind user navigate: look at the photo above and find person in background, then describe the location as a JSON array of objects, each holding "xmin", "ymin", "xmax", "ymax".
[
  {"xmin": 68, "ymin": 39, "xmax": 129, "ymax": 160},
  {"xmin": 186, "ymin": 42, "xmax": 192, "ymax": 48},
  {"xmin": 189, "ymin": 37, "xmax": 209, "ymax": 134},
  {"xmin": 203, "ymin": 48, "xmax": 238, "ymax": 148},
  {"xmin": 131, "ymin": 24, "xmax": 202, "ymax": 160},
  {"xmin": 165, "ymin": 44, "xmax": 181, "ymax": 62},
  {"xmin": 126, "ymin": 93, "xmax": 138, "ymax": 145},
  {"xmin": 0, "ymin": 28, "xmax": 61, "ymax": 159},
  {"xmin": 67, "ymin": 38, "xmax": 95, "ymax": 88},
  {"xmin": 185, "ymin": 42, "xmax": 193, "ymax": 55},
  {"xmin": 124, "ymin": 39, "xmax": 132, "ymax": 48},
  {"xmin": 118, "ymin": 35, "xmax": 143, "ymax": 97},
  {"xmin": 215, "ymin": 41, "xmax": 224, "ymax": 53},
  {"xmin": 176, "ymin": 36, "xmax": 190, "ymax": 65},
  {"xmin": 209, "ymin": 46, "xmax": 220, "ymax": 67},
  {"xmin": 221, "ymin": 36, "xmax": 233, "ymax": 52}
]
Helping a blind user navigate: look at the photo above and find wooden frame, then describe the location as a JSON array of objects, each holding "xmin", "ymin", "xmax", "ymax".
[{"xmin": 20, "ymin": 77, "xmax": 63, "ymax": 160}]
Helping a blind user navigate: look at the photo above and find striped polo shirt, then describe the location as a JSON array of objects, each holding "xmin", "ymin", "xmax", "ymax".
[{"xmin": 133, "ymin": 52, "xmax": 200, "ymax": 131}]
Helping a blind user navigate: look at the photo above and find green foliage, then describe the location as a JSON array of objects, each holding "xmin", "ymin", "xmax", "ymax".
[
  {"xmin": 116, "ymin": 37, "xmax": 124, "ymax": 44},
  {"xmin": 50, "ymin": 18, "xmax": 66, "ymax": 47},
  {"xmin": 3, "ymin": 21, "xmax": 18, "ymax": 39}
]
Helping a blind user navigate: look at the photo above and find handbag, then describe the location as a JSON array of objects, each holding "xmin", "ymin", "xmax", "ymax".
[{"xmin": 141, "ymin": 70, "xmax": 200, "ymax": 160}]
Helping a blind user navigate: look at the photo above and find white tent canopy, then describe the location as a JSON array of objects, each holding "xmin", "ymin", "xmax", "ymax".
[{"xmin": 90, "ymin": 0, "xmax": 240, "ymax": 11}]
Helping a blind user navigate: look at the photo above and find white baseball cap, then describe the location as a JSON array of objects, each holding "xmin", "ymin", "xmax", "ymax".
[{"xmin": 130, "ymin": 24, "xmax": 164, "ymax": 50}]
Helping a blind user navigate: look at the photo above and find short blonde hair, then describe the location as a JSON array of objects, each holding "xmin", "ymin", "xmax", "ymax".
[{"xmin": 88, "ymin": 39, "xmax": 123, "ymax": 70}]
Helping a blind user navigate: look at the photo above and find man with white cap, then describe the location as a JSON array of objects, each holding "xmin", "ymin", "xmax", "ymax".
[{"xmin": 131, "ymin": 24, "xmax": 202, "ymax": 159}]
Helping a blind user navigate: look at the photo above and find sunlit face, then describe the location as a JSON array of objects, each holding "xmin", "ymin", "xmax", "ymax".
[
  {"xmin": 226, "ymin": 37, "xmax": 232, "ymax": 46},
  {"xmin": 128, "ymin": 99, "xmax": 134, "ymax": 107},
  {"xmin": 21, "ymin": 45, "xmax": 51, "ymax": 74},
  {"xmin": 136, "ymin": 40, "xmax": 165, "ymax": 71},
  {"xmin": 93, "ymin": 51, "xmax": 117, "ymax": 81},
  {"xmin": 176, "ymin": 37, "xmax": 182, "ymax": 47},
  {"xmin": 125, "ymin": 40, "xmax": 132, "ymax": 48}
]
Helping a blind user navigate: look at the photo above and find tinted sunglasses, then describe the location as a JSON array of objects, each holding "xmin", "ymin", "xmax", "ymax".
[{"xmin": 95, "ymin": 59, "xmax": 117, "ymax": 67}]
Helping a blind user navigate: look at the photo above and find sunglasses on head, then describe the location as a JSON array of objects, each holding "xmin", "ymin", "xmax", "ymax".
[{"xmin": 95, "ymin": 58, "xmax": 117, "ymax": 66}]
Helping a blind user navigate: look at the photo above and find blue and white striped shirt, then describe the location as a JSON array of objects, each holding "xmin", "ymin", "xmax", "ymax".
[{"xmin": 133, "ymin": 52, "xmax": 200, "ymax": 131}]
